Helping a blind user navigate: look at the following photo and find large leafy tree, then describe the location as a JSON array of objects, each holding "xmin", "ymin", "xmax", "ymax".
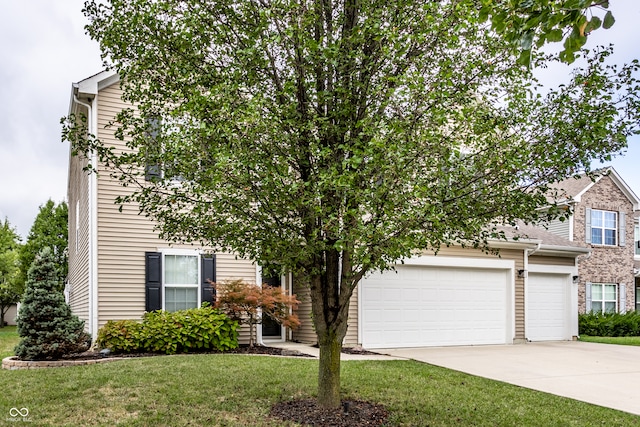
[
  {"xmin": 19, "ymin": 200, "xmax": 68, "ymax": 292},
  {"xmin": 67, "ymin": 0, "xmax": 640, "ymax": 408},
  {"xmin": 0, "ymin": 219, "xmax": 22, "ymax": 327}
]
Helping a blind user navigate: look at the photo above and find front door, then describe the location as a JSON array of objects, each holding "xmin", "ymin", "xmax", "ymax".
[{"xmin": 261, "ymin": 275, "xmax": 282, "ymax": 339}]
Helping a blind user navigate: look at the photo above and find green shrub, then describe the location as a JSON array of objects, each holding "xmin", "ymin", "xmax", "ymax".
[
  {"xmin": 96, "ymin": 306, "xmax": 238, "ymax": 355},
  {"xmin": 579, "ymin": 311, "xmax": 640, "ymax": 337},
  {"xmin": 96, "ymin": 320, "xmax": 144, "ymax": 353},
  {"xmin": 14, "ymin": 248, "xmax": 90, "ymax": 360}
]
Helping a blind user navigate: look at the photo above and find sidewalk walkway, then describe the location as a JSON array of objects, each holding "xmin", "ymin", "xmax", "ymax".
[{"xmin": 267, "ymin": 342, "xmax": 403, "ymax": 361}]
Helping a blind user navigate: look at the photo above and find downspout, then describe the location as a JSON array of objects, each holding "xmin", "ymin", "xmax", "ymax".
[
  {"xmin": 523, "ymin": 242, "xmax": 541, "ymax": 343},
  {"xmin": 256, "ymin": 264, "xmax": 264, "ymax": 346},
  {"xmin": 74, "ymin": 93, "xmax": 99, "ymax": 339}
]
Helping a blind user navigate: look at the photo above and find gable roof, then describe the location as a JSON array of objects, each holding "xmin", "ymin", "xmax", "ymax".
[
  {"xmin": 550, "ymin": 167, "xmax": 640, "ymax": 210},
  {"xmin": 68, "ymin": 70, "xmax": 119, "ymax": 114}
]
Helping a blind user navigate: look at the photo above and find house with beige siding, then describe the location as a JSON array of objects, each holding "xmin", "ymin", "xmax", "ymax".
[
  {"xmin": 67, "ymin": 70, "xmax": 594, "ymax": 349},
  {"xmin": 541, "ymin": 169, "xmax": 640, "ymax": 315},
  {"xmin": 67, "ymin": 71, "xmax": 280, "ymax": 344}
]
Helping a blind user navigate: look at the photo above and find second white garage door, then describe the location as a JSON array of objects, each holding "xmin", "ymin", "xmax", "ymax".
[
  {"xmin": 526, "ymin": 273, "xmax": 570, "ymax": 341},
  {"xmin": 360, "ymin": 264, "xmax": 511, "ymax": 348}
]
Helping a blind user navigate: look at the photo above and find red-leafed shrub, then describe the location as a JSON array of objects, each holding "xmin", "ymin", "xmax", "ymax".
[{"xmin": 214, "ymin": 279, "xmax": 300, "ymax": 346}]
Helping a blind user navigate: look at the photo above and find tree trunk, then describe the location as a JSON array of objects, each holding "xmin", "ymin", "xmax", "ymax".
[
  {"xmin": 0, "ymin": 304, "xmax": 6, "ymax": 328},
  {"xmin": 317, "ymin": 332, "xmax": 343, "ymax": 408},
  {"xmin": 308, "ymin": 252, "xmax": 353, "ymax": 409}
]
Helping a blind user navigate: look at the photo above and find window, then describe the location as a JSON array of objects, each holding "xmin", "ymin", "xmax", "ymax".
[
  {"xmin": 590, "ymin": 209, "xmax": 617, "ymax": 246},
  {"xmin": 164, "ymin": 254, "xmax": 199, "ymax": 312},
  {"xmin": 145, "ymin": 251, "xmax": 216, "ymax": 312},
  {"xmin": 635, "ymin": 224, "xmax": 640, "ymax": 256},
  {"xmin": 590, "ymin": 283, "xmax": 617, "ymax": 314}
]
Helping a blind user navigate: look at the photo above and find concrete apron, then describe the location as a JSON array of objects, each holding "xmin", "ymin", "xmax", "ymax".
[{"xmin": 373, "ymin": 341, "xmax": 640, "ymax": 416}]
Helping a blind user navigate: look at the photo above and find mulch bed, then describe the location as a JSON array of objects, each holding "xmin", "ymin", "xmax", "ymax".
[
  {"xmin": 61, "ymin": 344, "xmax": 314, "ymax": 361},
  {"xmin": 270, "ymin": 399, "xmax": 389, "ymax": 426},
  {"xmin": 61, "ymin": 345, "xmax": 383, "ymax": 361}
]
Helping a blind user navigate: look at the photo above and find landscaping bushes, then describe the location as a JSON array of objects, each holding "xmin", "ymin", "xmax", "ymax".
[
  {"xmin": 579, "ymin": 311, "xmax": 640, "ymax": 337},
  {"xmin": 97, "ymin": 305, "xmax": 238, "ymax": 354}
]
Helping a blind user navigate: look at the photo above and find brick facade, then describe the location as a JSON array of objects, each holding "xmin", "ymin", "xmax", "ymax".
[{"xmin": 573, "ymin": 176, "xmax": 635, "ymax": 313}]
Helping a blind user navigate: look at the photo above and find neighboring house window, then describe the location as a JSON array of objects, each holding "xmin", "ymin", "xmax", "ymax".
[
  {"xmin": 145, "ymin": 251, "xmax": 216, "ymax": 312},
  {"xmin": 635, "ymin": 224, "xmax": 640, "ymax": 256},
  {"xmin": 586, "ymin": 283, "xmax": 626, "ymax": 314},
  {"xmin": 585, "ymin": 208, "xmax": 625, "ymax": 246},
  {"xmin": 591, "ymin": 209, "xmax": 617, "ymax": 245},
  {"xmin": 591, "ymin": 283, "xmax": 617, "ymax": 313}
]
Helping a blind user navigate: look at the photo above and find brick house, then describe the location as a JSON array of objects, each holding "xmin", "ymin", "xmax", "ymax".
[
  {"xmin": 543, "ymin": 168, "xmax": 640, "ymax": 314},
  {"xmin": 635, "ymin": 212, "xmax": 640, "ymax": 311}
]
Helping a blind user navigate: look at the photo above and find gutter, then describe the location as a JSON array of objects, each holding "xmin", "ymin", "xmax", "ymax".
[{"xmin": 73, "ymin": 90, "xmax": 99, "ymax": 339}]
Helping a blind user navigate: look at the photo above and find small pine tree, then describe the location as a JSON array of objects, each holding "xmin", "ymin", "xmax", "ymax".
[{"xmin": 14, "ymin": 247, "xmax": 90, "ymax": 360}]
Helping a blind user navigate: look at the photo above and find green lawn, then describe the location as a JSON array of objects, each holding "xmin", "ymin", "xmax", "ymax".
[
  {"xmin": 0, "ymin": 326, "xmax": 19, "ymax": 359},
  {"xmin": 579, "ymin": 335, "xmax": 640, "ymax": 346},
  {"xmin": 1, "ymin": 328, "xmax": 638, "ymax": 426}
]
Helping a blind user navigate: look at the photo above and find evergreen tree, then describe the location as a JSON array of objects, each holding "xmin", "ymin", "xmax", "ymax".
[
  {"xmin": 19, "ymin": 200, "xmax": 68, "ymax": 292},
  {"xmin": 14, "ymin": 247, "xmax": 90, "ymax": 360}
]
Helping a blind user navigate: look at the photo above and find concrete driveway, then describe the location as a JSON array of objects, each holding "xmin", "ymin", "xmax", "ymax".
[{"xmin": 375, "ymin": 341, "xmax": 640, "ymax": 416}]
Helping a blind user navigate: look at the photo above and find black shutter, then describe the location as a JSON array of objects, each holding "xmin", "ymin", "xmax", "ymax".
[
  {"xmin": 201, "ymin": 255, "xmax": 216, "ymax": 306},
  {"xmin": 145, "ymin": 252, "xmax": 162, "ymax": 312}
]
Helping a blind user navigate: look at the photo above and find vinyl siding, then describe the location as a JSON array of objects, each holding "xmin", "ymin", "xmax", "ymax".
[
  {"xmin": 94, "ymin": 84, "xmax": 256, "ymax": 340},
  {"xmin": 546, "ymin": 217, "xmax": 571, "ymax": 240},
  {"xmin": 67, "ymin": 103, "xmax": 91, "ymax": 328},
  {"xmin": 292, "ymin": 274, "xmax": 315, "ymax": 344},
  {"xmin": 529, "ymin": 255, "xmax": 576, "ymax": 266}
]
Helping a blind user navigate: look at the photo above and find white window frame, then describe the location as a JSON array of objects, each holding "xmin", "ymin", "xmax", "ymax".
[
  {"xmin": 590, "ymin": 283, "xmax": 617, "ymax": 314},
  {"xmin": 161, "ymin": 249, "xmax": 201, "ymax": 312},
  {"xmin": 590, "ymin": 209, "xmax": 617, "ymax": 246},
  {"xmin": 634, "ymin": 224, "xmax": 640, "ymax": 256}
]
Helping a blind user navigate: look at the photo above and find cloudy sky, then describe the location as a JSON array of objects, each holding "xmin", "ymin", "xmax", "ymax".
[{"xmin": 0, "ymin": 1, "xmax": 639, "ymax": 239}]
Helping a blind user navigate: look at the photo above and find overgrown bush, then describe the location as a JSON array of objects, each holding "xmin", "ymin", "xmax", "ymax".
[
  {"xmin": 579, "ymin": 311, "xmax": 640, "ymax": 337},
  {"xmin": 97, "ymin": 305, "xmax": 238, "ymax": 354},
  {"xmin": 14, "ymin": 247, "xmax": 91, "ymax": 360}
]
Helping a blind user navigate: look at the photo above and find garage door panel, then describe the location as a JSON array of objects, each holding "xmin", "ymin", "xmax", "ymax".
[
  {"xmin": 361, "ymin": 265, "xmax": 510, "ymax": 348},
  {"xmin": 527, "ymin": 273, "xmax": 569, "ymax": 341}
]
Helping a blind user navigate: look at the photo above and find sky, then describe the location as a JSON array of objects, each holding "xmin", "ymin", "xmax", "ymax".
[{"xmin": 0, "ymin": 1, "xmax": 639, "ymax": 240}]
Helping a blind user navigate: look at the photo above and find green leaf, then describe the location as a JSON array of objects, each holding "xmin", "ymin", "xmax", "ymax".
[
  {"xmin": 585, "ymin": 16, "xmax": 602, "ymax": 34},
  {"xmin": 547, "ymin": 29, "xmax": 564, "ymax": 42},
  {"xmin": 603, "ymin": 11, "xmax": 615, "ymax": 29},
  {"xmin": 519, "ymin": 31, "xmax": 534, "ymax": 50}
]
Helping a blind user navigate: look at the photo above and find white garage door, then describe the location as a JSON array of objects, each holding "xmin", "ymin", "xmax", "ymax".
[
  {"xmin": 361, "ymin": 265, "xmax": 510, "ymax": 348},
  {"xmin": 527, "ymin": 273, "xmax": 570, "ymax": 341}
]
